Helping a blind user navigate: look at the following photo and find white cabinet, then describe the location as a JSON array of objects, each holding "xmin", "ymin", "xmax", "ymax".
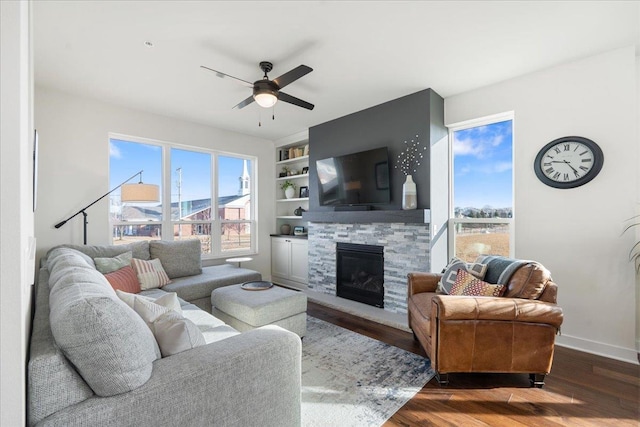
[{"xmin": 271, "ymin": 236, "xmax": 308, "ymax": 289}]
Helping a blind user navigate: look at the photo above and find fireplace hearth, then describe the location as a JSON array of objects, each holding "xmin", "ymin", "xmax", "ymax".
[{"xmin": 336, "ymin": 242, "xmax": 384, "ymax": 308}]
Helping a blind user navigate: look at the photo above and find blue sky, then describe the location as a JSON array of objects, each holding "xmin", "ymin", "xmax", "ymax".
[
  {"xmin": 453, "ymin": 120, "xmax": 513, "ymax": 209},
  {"xmin": 109, "ymin": 139, "xmax": 249, "ymax": 201}
]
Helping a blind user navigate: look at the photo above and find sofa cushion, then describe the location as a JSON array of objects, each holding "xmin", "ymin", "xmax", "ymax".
[
  {"xmin": 132, "ymin": 297, "xmax": 206, "ymax": 357},
  {"xmin": 58, "ymin": 241, "xmax": 150, "ymax": 261},
  {"xmin": 103, "ymin": 265, "xmax": 141, "ymax": 293},
  {"xmin": 94, "ymin": 251, "xmax": 132, "ymax": 274},
  {"xmin": 450, "ymin": 269, "xmax": 505, "ymax": 297},
  {"xmin": 439, "ymin": 257, "xmax": 488, "ymax": 294},
  {"xmin": 150, "ymin": 240, "xmax": 202, "ymax": 279},
  {"xmin": 47, "ymin": 247, "xmax": 159, "ymax": 397},
  {"xmin": 476, "ymin": 255, "xmax": 548, "ymax": 299},
  {"xmin": 131, "ymin": 257, "xmax": 171, "ymax": 290},
  {"xmin": 117, "ymin": 289, "xmax": 182, "ymax": 315},
  {"xmin": 163, "ymin": 264, "xmax": 261, "ymax": 301}
]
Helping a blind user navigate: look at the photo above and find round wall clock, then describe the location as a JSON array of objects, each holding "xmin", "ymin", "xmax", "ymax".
[{"xmin": 533, "ymin": 136, "xmax": 604, "ymax": 189}]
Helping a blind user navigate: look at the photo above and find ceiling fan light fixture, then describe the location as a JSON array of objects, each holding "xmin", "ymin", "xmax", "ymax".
[{"xmin": 254, "ymin": 91, "xmax": 278, "ymax": 108}]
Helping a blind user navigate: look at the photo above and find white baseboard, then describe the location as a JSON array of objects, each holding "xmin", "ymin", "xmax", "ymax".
[{"xmin": 556, "ymin": 334, "xmax": 639, "ymax": 365}]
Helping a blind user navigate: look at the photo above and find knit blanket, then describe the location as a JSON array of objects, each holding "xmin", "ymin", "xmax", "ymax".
[{"xmin": 475, "ymin": 255, "xmax": 531, "ymax": 285}]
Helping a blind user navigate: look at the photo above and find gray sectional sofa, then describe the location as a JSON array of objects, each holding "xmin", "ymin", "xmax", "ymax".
[{"xmin": 28, "ymin": 241, "xmax": 302, "ymax": 427}]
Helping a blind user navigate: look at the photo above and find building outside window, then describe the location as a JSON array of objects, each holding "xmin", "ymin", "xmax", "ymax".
[
  {"xmin": 449, "ymin": 115, "xmax": 514, "ymax": 262},
  {"xmin": 109, "ymin": 135, "xmax": 255, "ymax": 258}
]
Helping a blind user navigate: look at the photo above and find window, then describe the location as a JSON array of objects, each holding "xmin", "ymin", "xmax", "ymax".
[
  {"xmin": 449, "ymin": 116, "xmax": 513, "ymax": 262},
  {"xmin": 109, "ymin": 135, "xmax": 256, "ymax": 258}
]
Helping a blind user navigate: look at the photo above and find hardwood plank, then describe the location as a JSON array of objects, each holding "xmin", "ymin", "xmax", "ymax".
[{"xmin": 307, "ymin": 301, "xmax": 640, "ymax": 427}]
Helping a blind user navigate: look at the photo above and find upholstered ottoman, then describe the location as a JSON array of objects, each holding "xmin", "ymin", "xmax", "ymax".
[{"xmin": 211, "ymin": 284, "xmax": 307, "ymax": 337}]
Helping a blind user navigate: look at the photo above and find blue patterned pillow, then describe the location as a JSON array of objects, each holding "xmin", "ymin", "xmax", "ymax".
[{"xmin": 438, "ymin": 257, "xmax": 488, "ymax": 294}]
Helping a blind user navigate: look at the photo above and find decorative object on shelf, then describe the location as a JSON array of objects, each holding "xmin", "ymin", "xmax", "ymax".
[
  {"xmin": 281, "ymin": 180, "xmax": 297, "ymax": 199},
  {"xmin": 293, "ymin": 226, "xmax": 307, "ymax": 236},
  {"xmin": 294, "ymin": 206, "xmax": 306, "ymax": 216},
  {"xmin": 402, "ymin": 174, "xmax": 417, "ymax": 210},
  {"xmin": 279, "ymin": 172, "xmax": 287, "ymax": 178},
  {"xmin": 396, "ymin": 134, "xmax": 423, "ymax": 210},
  {"xmin": 302, "ymin": 166, "xmax": 309, "ymax": 174},
  {"xmin": 281, "ymin": 165, "xmax": 291, "ymax": 175},
  {"xmin": 288, "ymin": 169, "xmax": 298, "ymax": 176},
  {"xmin": 299, "ymin": 186, "xmax": 309, "ymax": 198},
  {"xmin": 533, "ymin": 136, "xmax": 604, "ymax": 189},
  {"xmin": 280, "ymin": 223, "xmax": 292, "ymax": 235},
  {"xmin": 53, "ymin": 170, "xmax": 159, "ymax": 244},
  {"xmin": 395, "ymin": 134, "xmax": 425, "ymax": 176}
]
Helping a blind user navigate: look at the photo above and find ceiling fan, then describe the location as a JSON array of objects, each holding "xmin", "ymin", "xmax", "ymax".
[{"xmin": 201, "ymin": 61, "xmax": 314, "ymax": 111}]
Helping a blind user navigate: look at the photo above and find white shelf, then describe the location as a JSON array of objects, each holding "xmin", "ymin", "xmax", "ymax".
[
  {"xmin": 276, "ymin": 174, "xmax": 309, "ymax": 181},
  {"xmin": 277, "ymin": 155, "xmax": 309, "ymax": 165},
  {"xmin": 277, "ymin": 216, "xmax": 305, "ymax": 219},
  {"xmin": 277, "ymin": 197, "xmax": 309, "ymax": 203}
]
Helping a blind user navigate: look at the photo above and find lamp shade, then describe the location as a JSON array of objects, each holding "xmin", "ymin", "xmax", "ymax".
[
  {"xmin": 254, "ymin": 92, "xmax": 278, "ymax": 108},
  {"xmin": 121, "ymin": 183, "xmax": 159, "ymax": 203}
]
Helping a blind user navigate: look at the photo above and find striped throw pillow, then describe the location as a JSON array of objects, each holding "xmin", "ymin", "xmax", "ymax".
[
  {"xmin": 131, "ymin": 258, "xmax": 171, "ymax": 290},
  {"xmin": 103, "ymin": 265, "xmax": 141, "ymax": 294},
  {"xmin": 450, "ymin": 269, "xmax": 505, "ymax": 297}
]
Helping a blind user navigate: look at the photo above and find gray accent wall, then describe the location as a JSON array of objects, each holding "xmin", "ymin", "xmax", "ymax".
[{"xmin": 308, "ymin": 88, "xmax": 445, "ymax": 212}]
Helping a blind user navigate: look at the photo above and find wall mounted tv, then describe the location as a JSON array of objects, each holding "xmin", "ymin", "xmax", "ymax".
[{"xmin": 316, "ymin": 147, "xmax": 390, "ymax": 207}]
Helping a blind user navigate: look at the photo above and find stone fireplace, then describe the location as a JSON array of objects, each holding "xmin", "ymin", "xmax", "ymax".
[{"xmin": 306, "ymin": 211, "xmax": 430, "ymax": 314}]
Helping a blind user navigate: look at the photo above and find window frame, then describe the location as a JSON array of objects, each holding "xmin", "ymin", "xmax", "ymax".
[
  {"xmin": 108, "ymin": 133, "xmax": 257, "ymax": 260},
  {"xmin": 447, "ymin": 113, "xmax": 515, "ymax": 260}
]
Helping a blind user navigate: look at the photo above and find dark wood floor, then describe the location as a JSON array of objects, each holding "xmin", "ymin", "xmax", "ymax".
[{"xmin": 307, "ymin": 301, "xmax": 640, "ymax": 427}]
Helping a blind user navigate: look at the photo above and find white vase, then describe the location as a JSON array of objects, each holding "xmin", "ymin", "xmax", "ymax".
[
  {"xmin": 285, "ymin": 187, "xmax": 295, "ymax": 199},
  {"xmin": 402, "ymin": 174, "xmax": 417, "ymax": 210}
]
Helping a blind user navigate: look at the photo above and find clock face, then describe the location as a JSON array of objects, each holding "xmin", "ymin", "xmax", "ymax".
[{"xmin": 534, "ymin": 137, "xmax": 604, "ymax": 189}]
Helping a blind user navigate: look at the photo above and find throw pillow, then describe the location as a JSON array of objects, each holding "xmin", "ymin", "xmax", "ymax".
[
  {"xmin": 131, "ymin": 258, "xmax": 171, "ymax": 290},
  {"xmin": 439, "ymin": 257, "xmax": 488, "ymax": 294},
  {"xmin": 116, "ymin": 290, "xmax": 182, "ymax": 315},
  {"xmin": 132, "ymin": 297, "xmax": 206, "ymax": 357},
  {"xmin": 450, "ymin": 269, "xmax": 505, "ymax": 297},
  {"xmin": 103, "ymin": 265, "xmax": 141, "ymax": 294},
  {"xmin": 149, "ymin": 240, "xmax": 202, "ymax": 279},
  {"xmin": 94, "ymin": 251, "xmax": 133, "ymax": 274}
]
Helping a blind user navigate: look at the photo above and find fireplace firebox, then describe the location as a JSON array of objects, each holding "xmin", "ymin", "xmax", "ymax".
[{"xmin": 336, "ymin": 242, "xmax": 384, "ymax": 308}]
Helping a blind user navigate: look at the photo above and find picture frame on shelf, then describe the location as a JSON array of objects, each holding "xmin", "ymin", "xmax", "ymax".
[
  {"xmin": 279, "ymin": 172, "xmax": 287, "ymax": 178},
  {"xmin": 299, "ymin": 186, "xmax": 309, "ymax": 198},
  {"xmin": 302, "ymin": 166, "xmax": 309, "ymax": 174}
]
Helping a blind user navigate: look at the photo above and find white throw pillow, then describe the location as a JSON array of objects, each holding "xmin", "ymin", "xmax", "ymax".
[
  {"xmin": 116, "ymin": 290, "xmax": 182, "ymax": 315},
  {"xmin": 131, "ymin": 258, "xmax": 171, "ymax": 290},
  {"xmin": 130, "ymin": 297, "xmax": 206, "ymax": 357}
]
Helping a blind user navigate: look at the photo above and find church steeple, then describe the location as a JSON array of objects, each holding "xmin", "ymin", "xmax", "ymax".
[{"xmin": 238, "ymin": 159, "xmax": 250, "ymax": 196}]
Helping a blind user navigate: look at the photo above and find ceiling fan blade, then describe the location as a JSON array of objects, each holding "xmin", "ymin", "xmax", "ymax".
[
  {"xmin": 200, "ymin": 66, "xmax": 254, "ymax": 87},
  {"xmin": 273, "ymin": 65, "xmax": 313, "ymax": 89},
  {"xmin": 278, "ymin": 92, "xmax": 314, "ymax": 110},
  {"xmin": 233, "ymin": 95, "xmax": 255, "ymax": 110}
]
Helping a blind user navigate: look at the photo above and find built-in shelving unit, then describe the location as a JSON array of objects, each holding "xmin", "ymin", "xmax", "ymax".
[{"xmin": 274, "ymin": 133, "xmax": 310, "ymax": 235}]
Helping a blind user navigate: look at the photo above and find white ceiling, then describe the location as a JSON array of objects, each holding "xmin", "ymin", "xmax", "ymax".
[{"xmin": 33, "ymin": 1, "xmax": 639, "ymax": 141}]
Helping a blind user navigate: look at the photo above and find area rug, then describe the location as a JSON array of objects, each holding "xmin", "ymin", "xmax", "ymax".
[{"xmin": 301, "ymin": 316, "xmax": 434, "ymax": 427}]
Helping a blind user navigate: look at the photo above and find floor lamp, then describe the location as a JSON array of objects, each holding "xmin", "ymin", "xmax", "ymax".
[{"xmin": 54, "ymin": 170, "xmax": 160, "ymax": 245}]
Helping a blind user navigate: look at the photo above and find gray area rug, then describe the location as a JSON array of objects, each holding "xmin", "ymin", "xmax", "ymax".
[{"xmin": 302, "ymin": 316, "xmax": 434, "ymax": 427}]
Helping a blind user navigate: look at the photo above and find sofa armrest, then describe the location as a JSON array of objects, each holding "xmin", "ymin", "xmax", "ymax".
[
  {"xmin": 407, "ymin": 272, "xmax": 441, "ymax": 296},
  {"xmin": 432, "ymin": 295, "xmax": 563, "ymax": 329},
  {"xmin": 37, "ymin": 327, "xmax": 301, "ymax": 427}
]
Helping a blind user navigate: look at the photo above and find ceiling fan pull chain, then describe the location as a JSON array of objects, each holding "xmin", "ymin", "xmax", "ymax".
[
  {"xmin": 258, "ymin": 109, "xmax": 262, "ymax": 127},
  {"xmin": 272, "ymin": 105, "xmax": 275, "ymax": 121}
]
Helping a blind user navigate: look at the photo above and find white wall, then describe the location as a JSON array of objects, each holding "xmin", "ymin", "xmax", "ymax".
[
  {"xmin": 34, "ymin": 87, "xmax": 276, "ymax": 277},
  {"xmin": 0, "ymin": 1, "xmax": 34, "ymax": 425},
  {"xmin": 445, "ymin": 47, "xmax": 638, "ymax": 363}
]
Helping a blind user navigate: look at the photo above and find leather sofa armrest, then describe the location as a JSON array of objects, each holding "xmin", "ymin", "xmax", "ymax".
[
  {"xmin": 432, "ymin": 295, "xmax": 563, "ymax": 329},
  {"xmin": 407, "ymin": 272, "xmax": 441, "ymax": 296}
]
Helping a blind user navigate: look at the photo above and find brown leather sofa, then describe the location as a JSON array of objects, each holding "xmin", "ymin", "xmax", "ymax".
[{"xmin": 407, "ymin": 257, "xmax": 563, "ymax": 387}]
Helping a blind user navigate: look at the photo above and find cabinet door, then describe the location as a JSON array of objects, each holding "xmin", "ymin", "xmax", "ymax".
[
  {"xmin": 271, "ymin": 237, "xmax": 290, "ymax": 278},
  {"xmin": 289, "ymin": 239, "xmax": 308, "ymax": 284}
]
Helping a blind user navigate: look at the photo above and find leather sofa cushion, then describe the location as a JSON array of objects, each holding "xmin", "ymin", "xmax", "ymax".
[
  {"xmin": 432, "ymin": 295, "xmax": 563, "ymax": 329},
  {"xmin": 504, "ymin": 262, "xmax": 551, "ymax": 300}
]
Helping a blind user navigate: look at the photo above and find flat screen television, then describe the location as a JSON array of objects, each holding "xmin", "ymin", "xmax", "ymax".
[{"xmin": 316, "ymin": 147, "xmax": 390, "ymax": 207}]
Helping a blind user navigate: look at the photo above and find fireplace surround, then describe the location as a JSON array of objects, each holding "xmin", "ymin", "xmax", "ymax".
[{"xmin": 307, "ymin": 218, "xmax": 430, "ymax": 314}]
